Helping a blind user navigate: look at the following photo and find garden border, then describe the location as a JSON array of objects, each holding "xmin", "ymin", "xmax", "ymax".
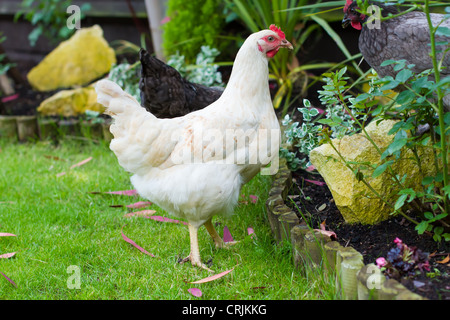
[
  {"xmin": 266, "ymin": 159, "xmax": 426, "ymax": 300},
  {"xmin": 0, "ymin": 115, "xmax": 113, "ymax": 143}
]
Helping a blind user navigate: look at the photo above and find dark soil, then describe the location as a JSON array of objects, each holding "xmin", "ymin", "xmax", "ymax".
[
  {"xmin": 287, "ymin": 168, "xmax": 450, "ymax": 300},
  {"xmin": 0, "ymin": 83, "xmax": 55, "ymax": 116}
]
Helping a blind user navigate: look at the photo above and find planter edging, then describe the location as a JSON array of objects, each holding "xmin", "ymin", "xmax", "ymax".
[{"xmin": 0, "ymin": 115, "xmax": 113, "ymax": 143}]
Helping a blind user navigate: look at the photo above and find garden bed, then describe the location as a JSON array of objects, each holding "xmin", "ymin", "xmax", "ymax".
[{"xmin": 266, "ymin": 160, "xmax": 450, "ymax": 300}]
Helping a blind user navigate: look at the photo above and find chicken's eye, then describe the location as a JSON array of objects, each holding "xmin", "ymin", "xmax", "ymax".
[{"xmin": 267, "ymin": 36, "xmax": 274, "ymax": 42}]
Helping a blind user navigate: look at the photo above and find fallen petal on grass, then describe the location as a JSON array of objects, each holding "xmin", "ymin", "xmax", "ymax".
[
  {"xmin": 126, "ymin": 201, "xmax": 153, "ymax": 209},
  {"xmin": 0, "ymin": 233, "xmax": 17, "ymax": 237},
  {"xmin": 190, "ymin": 268, "xmax": 234, "ymax": 284},
  {"xmin": 187, "ymin": 288, "xmax": 202, "ymax": 297},
  {"xmin": 247, "ymin": 227, "xmax": 256, "ymax": 239},
  {"xmin": 121, "ymin": 227, "xmax": 155, "ymax": 257},
  {"xmin": 146, "ymin": 215, "xmax": 188, "ymax": 225},
  {"xmin": 124, "ymin": 210, "xmax": 156, "ymax": 218},
  {"xmin": 249, "ymin": 195, "xmax": 258, "ymax": 203},
  {"xmin": 0, "ymin": 252, "xmax": 16, "ymax": 259},
  {"xmin": 223, "ymin": 226, "xmax": 234, "ymax": 243},
  {"xmin": 0, "ymin": 271, "xmax": 17, "ymax": 288},
  {"xmin": 70, "ymin": 157, "xmax": 93, "ymax": 169},
  {"xmin": 89, "ymin": 190, "xmax": 138, "ymax": 196},
  {"xmin": 106, "ymin": 190, "xmax": 138, "ymax": 196}
]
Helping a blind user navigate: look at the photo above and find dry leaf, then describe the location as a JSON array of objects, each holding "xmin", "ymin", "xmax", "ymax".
[
  {"xmin": 121, "ymin": 227, "xmax": 155, "ymax": 257},
  {"xmin": 437, "ymin": 255, "xmax": 450, "ymax": 264},
  {"xmin": 44, "ymin": 155, "xmax": 66, "ymax": 161},
  {"xmin": 190, "ymin": 268, "xmax": 234, "ymax": 284},
  {"xmin": 0, "ymin": 252, "xmax": 16, "ymax": 259},
  {"xmin": 124, "ymin": 210, "xmax": 156, "ymax": 218},
  {"xmin": 90, "ymin": 190, "xmax": 138, "ymax": 196},
  {"xmin": 314, "ymin": 228, "xmax": 337, "ymax": 240},
  {"xmin": 0, "ymin": 271, "xmax": 17, "ymax": 288},
  {"xmin": 187, "ymin": 288, "xmax": 202, "ymax": 297}
]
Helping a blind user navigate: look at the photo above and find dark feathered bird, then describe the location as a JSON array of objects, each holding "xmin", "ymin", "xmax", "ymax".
[
  {"xmin": 138, "ymin": 49, "xmax": 224, "ymax": 118},
  {"xmin": 342, "ymin": 0, "xmax": 450, "ymax": 110}
]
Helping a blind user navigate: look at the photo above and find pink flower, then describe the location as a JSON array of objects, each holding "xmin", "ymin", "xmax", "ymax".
[
  {"xmin": 376, "ymin": 257, "xmax": 387, "ymax": 268},
  {"xmin": 394, "ymin": 237, "xmax": 402, "ymax": 244}
]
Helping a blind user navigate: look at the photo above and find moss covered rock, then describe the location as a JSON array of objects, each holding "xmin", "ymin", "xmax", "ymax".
[
  {"xmin": 28, "ymin": 25, "xmax": 115, "ymax": 91},
  {"xmin": 310, "ymin": 120, "xmax": 437, "ymax": 225},
  {"xmin": 37, "ymin": 85, "xmax": 104, "ymax": 117}
]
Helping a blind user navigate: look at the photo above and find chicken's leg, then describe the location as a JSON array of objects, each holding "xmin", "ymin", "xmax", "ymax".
[
  {"xmin": 180, "ymin": 223, "xmax": 213, "ymax": 272},
  {"xmin": 204, "ymin": 218, "xmax": 225, "ymax": 248}
]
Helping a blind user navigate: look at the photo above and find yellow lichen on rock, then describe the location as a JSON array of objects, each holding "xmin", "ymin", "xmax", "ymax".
[
  {"xmin": 37, "ymin": 85, "xmax": 105, "ymax": 117},
  {"xmin": 310, "ymin": 120, "xmax": 438, "ymax": 225},
  {"xmin": 27, "ymin": 25, "xmax": 116, "ymax": 91}
]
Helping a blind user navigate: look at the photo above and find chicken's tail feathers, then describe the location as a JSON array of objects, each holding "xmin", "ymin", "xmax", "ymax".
[{"xmin": 95, "ymin": 79, "xmax": 147, "ymax": 116}]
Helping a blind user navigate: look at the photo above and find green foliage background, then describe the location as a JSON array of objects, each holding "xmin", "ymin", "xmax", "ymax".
[{"xmin": 162, "ymin": 0, "xmax": 227, "ymax": 63}]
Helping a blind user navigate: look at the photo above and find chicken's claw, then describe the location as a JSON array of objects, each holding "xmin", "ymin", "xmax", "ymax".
[{"xmin": 179, "ymin": 254, "xmax": 214, "ymax": 273}]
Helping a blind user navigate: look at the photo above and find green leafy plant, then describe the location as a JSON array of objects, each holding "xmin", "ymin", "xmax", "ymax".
[
  {"xmin": 162, "ymin": 0, "xmax": 228, "ymax": 63},
  {"xmin": 280, "ymin": 103, "xmax": 322, "ymax": 171},
  {"xmin": 313, "ymin": 60, "xmax": 449, "ymax": 241},
  {"xmin": 280, "ymin": 67, "xmax": 369, "ymax": 171},
  {"xmin": 167, "ymin": 46, "xmax": 224, "ymax": 87},
  {"xmin": 280, "ymin": 0, "xmax": 450, "ymax": 242},
  {"xmin": 15, "ymin": 0, "xmax": 91, "ymax": 46},
  {"xmin": 107, "ymin": 62, "xmax": 141, "ymax": 103},
  {"xmin": 375, "ymin": 238, "xmax": 430, "ymax": 281}
]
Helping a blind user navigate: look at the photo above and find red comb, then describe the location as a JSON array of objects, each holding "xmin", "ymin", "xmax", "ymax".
[
  {"xmin": 269, "ymin": 24, "xmax": 286, "ymax": 40},
  {"xmin": 344, "ymin": 0, "xmax": 353, "ymax": 11}
]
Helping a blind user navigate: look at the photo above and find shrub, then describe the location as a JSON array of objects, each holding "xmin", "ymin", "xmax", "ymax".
[{"xmin": 162, "ymin": 0, "xmax": 227, "ymax": 63}]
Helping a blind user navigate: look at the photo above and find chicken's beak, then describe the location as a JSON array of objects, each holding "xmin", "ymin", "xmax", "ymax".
[
  {"xmin": 280, "ymin": 39, "xmax": 293, "ymax": 50},
  {"xmin": 342, "ymin": 16, "xmax": 351, "ymax": 28}
]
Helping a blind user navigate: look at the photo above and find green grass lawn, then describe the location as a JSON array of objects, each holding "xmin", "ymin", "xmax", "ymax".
[{"xmin": 0, "ymin": 139, "xmax": 340, "ymax": 300}]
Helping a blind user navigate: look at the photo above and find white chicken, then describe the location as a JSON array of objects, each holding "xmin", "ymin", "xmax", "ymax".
[{"xmin": 96, "ymin": 25, "xmax": 292, "ymax": 272}]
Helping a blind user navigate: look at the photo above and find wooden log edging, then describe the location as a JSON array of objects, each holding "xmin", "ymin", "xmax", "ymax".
[
  {"xmin": 266, "ymin": 160, "xmax": 426, "ymax": 300},
  {"xmin": 0, "ymin": 116, "xmax": 113, "ymax": 143}
]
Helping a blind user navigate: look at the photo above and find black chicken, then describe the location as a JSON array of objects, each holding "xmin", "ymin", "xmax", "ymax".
[
  {"xmin": 342, "ymin": 0, "xmax": 450, "ymax": 110},
  {"xmin": 138, "ymin": 49, "xmax": 224, "ymax": 118}
]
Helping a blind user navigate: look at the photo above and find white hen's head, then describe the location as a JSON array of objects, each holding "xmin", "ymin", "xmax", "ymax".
[{"xmin": 255, "ymin": 25, "xmax": 293, "ymax": 59}]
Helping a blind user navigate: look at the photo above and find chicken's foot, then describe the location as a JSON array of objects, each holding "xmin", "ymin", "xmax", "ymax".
[{"xmin": 180, "ymin": 223, "xmax": 214, "ymax": 273}]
